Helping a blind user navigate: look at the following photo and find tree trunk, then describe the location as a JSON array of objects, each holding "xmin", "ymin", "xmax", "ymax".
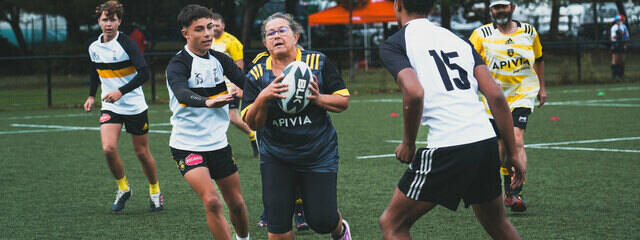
[
  {"xmin": 285, "ymin": 0, "xmax": 296, "ymax": 15},
  {"xmin": 592, "ymin": 0, "xmax": 599, "ymax": 42},
  {"xmin": 441, "ymin": 0, "xmax": 451, "ymax": 29},
  {"xmin": 65, "ymin": 16, "xmax": 82, "ymax": 44},
  {"xmin": 212, "ymin": 0, "xmax": 239, "ymax": 37},
  {"xmin": 614, "ymin": 0, "xmax": 627, "ymax": 24},
  {"xmin": 549, "ymin": 0, "xmax": 560, "ymax": 40},
  {"xmin": 484, "ymin": 0, "xmax": 490, "ymax": 24},
  {"xmin": 241, "ymin": 0, "xmax": 269, "ymax": 47},
  {"xmin": 7, "ymin": 6, "xmax": 28, "ymax": 54}
]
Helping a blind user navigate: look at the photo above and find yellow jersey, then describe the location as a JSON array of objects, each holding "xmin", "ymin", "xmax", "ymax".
[
  {"xmin": 469, "ymin": 21, "xmax": 542, "ymax": 114},
  {"xmin": 212, "ymin": 32, "xmax": 243, "ymax": 62}
]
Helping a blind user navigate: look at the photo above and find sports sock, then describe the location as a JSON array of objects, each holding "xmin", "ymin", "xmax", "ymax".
[
  {"xmin": 248, "ymin": 131, "xmax": 256, "ymax": 141},
  {"xmin": 149, "ymin": 182, "xmax": 160, "ymax": 195},
  {"xmin": 116, "ymin": 176, "xmax": 129, "ymax": 191},
  {"xmin": 236, "ymin": 233, "xmax": 249, "ymax": 240},
  {"xmin": 611, "ymin": 64, "xmax": 616, "ymax": 78},
  {"xmin": 500, "ymin": 167, "xmax": 511, "ymax": 195},
  {"xmin": 331, "ymin": 222, "xmax": 346, "ymax": 240}
]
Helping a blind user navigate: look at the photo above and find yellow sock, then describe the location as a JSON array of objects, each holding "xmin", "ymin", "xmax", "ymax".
[
  {"xmin": 116, "ymin": 176, "xmax": 129, "ymax": 191},
  {"xmin": 149, "ymin": 182, "xmax": 160, "ymax": 195},
  {"xmin": 500, "ymin": 167, "xmax": 510, "ymax": 176},
  {"xmin": 249, "ymin": 131, "xmax": 257, "ymax": 141}
]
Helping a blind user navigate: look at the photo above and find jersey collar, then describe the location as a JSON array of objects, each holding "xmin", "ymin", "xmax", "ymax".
[
  {"xmin": 183, "ymin": 44, "xmax": 210, "ymax": 59},
  {"xmin": 266, "ymin": 47, "xmax": 302, "ymax": 70}
]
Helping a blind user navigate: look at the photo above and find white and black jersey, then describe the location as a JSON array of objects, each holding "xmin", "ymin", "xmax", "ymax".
[
  {"xmin": 89, "ymin": 32, "xmax": 149, "ymax": 115},
  {"xmin": 166, "ymin": 46, "xmax": 246, "ymax": 152},
  {"xmin": 380, "ymin": 19, "xmax": 495, "ymax": 148}
]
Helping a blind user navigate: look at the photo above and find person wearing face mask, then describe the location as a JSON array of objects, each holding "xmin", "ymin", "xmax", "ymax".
[
  {"xmin": 241, "ymin": 12, "xmax": 352, "ymax": 240},
  {"xmin": 469, "ymin": 0, "xmax": 545, "ymax": 213},
  {"xmin": 165, "ymin": 4, "xmax": 250, "ymax": 240}
]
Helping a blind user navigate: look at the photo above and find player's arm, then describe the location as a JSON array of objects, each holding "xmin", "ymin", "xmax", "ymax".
[
  {"xmin": 308, "ymin": 58, "xmax": 349, "ymax": 113},
  {"xmin": 475, "ymin": 62, "xmax": 525, "ymax": 188},
  {"xmin": 532, "ymin": 31, "xmax": 546, "ymax": 107},
  {"xmin": 85, "ymin": 60, "xmax": 100, "ymax": 112},
  {"xmin": 379, "ymin": 39, "xmax": 423, "ymax": 164},
  {"xmin": 228, "ymin": 36, "xmax": 245, "ymax": 71},
  {"xmin": 167, "ymin": 60, "xmax": 232, "ymax": 108},
  {"xmin": 242, "ymin": 71, "xmax": 287, "ymax": 130},
  {"xmin": 214, "ymin": 51, "xmax": 246, "ymax": 97}
]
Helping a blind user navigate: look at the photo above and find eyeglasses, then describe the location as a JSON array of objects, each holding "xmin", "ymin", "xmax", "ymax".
[{"xmin": 265, "ymin": 27, "xmax": 290, "ymax": 38}]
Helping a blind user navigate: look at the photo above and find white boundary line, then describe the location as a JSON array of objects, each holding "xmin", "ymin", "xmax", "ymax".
[
  {"xmin": 5, "ymin": 123, "xmax": 172, "ymax": 135},
  {"xmin": 359, "ymin": 137, "xmax": 640, "ymax": 159}
]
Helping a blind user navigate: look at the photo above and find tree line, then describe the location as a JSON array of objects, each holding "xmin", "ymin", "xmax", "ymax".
[{"xmin": 0, "ymin": 0, "xmax": 632, "ymax": 55}]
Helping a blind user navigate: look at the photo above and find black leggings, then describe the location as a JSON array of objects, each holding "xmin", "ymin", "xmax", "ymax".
[{"xmin": 261, "ymin": 160, "xmax": 339, "ymax": 234}]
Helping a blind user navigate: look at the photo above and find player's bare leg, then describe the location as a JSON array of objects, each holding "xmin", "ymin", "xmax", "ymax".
[
  {"xmin": 472, "ymin": 196, "xmax": 520, "ymax": 240},
  {"xmin": 229, "ymin": 108, "xmax": 258, "ymax": 157},
  {"xmin": 229, "ymin": 108, "xmax": 253, "ymax": 136},
  {"xmin": 131, "ymin": 134, "xmax": 158, "ymax": 184},
  {"xmin": 216, "ymin": 172, "xmax": 250, "ymax": 239},
  {"xmin": 268, "ymin": 231, "xmax": 294, "ymax": 240},
  {"xmin": 379, "ymin": 188, "xmax": 436, "ymax": 240},
  {"xmin": 100, "ymin": 123, "xmax": 125, "ymax": 179},
  {"xmin": 184, "ymin": 167, "xmax": 233, "ymax": 240}
]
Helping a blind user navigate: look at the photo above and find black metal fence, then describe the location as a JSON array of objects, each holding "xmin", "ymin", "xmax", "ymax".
[{"xmin": 0, "ymin": 40, "xmax": 638, "ymax": 110}]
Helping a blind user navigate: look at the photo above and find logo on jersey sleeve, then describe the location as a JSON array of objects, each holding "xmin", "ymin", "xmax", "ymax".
[
  {"xmin": 100, "ymin": 113, "xmax": 111, "ymax": 123},
  {"xmin": 185, "ymin": 154, "xmax": 204, "ymax": 166}
]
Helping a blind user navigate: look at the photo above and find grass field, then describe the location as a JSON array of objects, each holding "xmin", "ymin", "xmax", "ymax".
[{"xmin": 1, "ymin": 83, "xmax": 639, "ymax": 239}]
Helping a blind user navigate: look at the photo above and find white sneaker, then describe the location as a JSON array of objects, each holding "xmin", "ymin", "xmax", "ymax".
[
  {"xmin": 149, "ymin": 193, "xmax": 164, "ymax": 211},
  {"xmin": 112, "ymin": 189, "xmax": 131, "ymax": 212}
]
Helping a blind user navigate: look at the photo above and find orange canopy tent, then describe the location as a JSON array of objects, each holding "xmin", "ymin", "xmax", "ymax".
[{"xmin": 308, "ymin": 0, "xmax": 396, "ymax": 26}]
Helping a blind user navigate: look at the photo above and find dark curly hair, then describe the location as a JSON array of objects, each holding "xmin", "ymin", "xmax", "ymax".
[
  {"xmin": 95, "ymin": 0, "xmax": 123, "ymax": 20},
  {"xmin": 177, "ymin": 4, "xmax": 214, "ymax": 29}
]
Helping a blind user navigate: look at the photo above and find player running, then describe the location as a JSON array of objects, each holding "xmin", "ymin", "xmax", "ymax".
[
  {"xmin": 378, "ymin": 0, "xmax": 525, "ymax": 239},
  {"xmin": 83, "ymin": 0, "xmax": 163, "ymax": 213},
  {"xmin": 165, "ymin": 5, "xmax": 250, "ymax": 240},
  {"xmin": 469, "ymin": 0, "xmax": 546, "ymax": 212},
  {"xmin": 241, "ymin": 12, "xmax": 351, "ymax": 240}
]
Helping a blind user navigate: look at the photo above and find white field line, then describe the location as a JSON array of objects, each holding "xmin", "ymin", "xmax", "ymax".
[
  {"xmin": 350, "ymin": 97, "xmax": 640, "ymax": 107},
  {"xmin": 525, "ymin": 146, "xmax": 640, "ymax": 153},
  {"xmin": 552, "ymin": 86, "xmax": 640, "ymax": 93},
  {"xmin": 0, "ymin": 113, "xmax": 89, "ymax": 120},
  {"xmin": 359, "ymin": 137, "xmax": 640, "ymax": 159},
  {"xmin": 7, "ymin": 123, "xmax": 172, "ymax": 134}
]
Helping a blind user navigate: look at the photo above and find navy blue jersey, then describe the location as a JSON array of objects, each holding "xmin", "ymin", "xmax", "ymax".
[{"xmin": 241, "ymin": 48, "xmax": 349, "ymax": 172}]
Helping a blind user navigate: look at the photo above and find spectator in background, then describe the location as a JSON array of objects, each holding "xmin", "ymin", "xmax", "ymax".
[
  {"xmin": 129, "ymin": 26, "xmax": 146, "ymax": 54},
  {"xmin": 611, "ymin": 15, "xmax": 629, "ymax": 81}
]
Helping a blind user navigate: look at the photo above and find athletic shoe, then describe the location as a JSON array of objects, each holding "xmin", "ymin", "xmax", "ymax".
[
  {"xmin": 295, "ymin": 210, "xmax": 309, "ymax": 231},
  {"xmin": 257, "ymin": 212, "xmax": 267, "ymax": 228},
  {"xmin": 150, "ymin": 193, "xmax": 164, "ymax": 211},
  {"xmin": 250, "ymin": 140, "xmax": 259, "ymax": 157},
  {"xmin": 332, "ymin": 219, "xmax": 351, "ymax": 240},
  {"xmin": 510, "ymin": 194, "xmax": 527, "ymax": 212},
  {"xmin": 112, "ymin": 189, "xmax": 131, "ymax": 212}
]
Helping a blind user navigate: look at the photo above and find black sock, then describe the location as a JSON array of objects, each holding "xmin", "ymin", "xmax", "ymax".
[{"xmin": 503, "ymin": 175, "xmax": 512, "ymax": 196}]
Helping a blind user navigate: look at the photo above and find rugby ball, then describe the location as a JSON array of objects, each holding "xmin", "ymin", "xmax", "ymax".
[{"xmin": 278, "ymin": 61, "xmax": 313, "ymax": 114}]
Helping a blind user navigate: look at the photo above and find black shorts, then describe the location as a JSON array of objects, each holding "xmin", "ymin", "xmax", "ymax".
[
  {"xmin": 99, "ymin": 110, "xmax": 149, "ymax": 135},
  {"xmin": 170, "ymin": 145, "xmax": 238, "ymax": 179},
  {"xmin": 261, "ymin": 160, "xmax": 339, "ymax": 234},
  {"xmin": 397, "ymin": 138, "xmax": 501, "ymax": 211},
  {"xmin": 490, "ymin": 107, "xmax": 531, "ymax": 138},
  {"xmin": 229, "ymin": 97, "xmax": 240, "ymax": 109}
]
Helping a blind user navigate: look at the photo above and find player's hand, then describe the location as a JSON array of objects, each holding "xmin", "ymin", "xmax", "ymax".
[
  {"xmin": 257, "ymin": 74, "xmax": 287, "ymax": 101},
  {"xmin": 395, "ymin": 142, "xmax": 416, "ymax": 164},
  {"xmin": 102, "ymin": 90, "xmax": 123, "ymax": 103},
  {"xmin": 307, "ymin": 75, "xmax": 321, "ymax": 102},
  {"xmin": 537, "ymin": 87, "xmax": 547, "ymax": 108},
  {"xmin": 505, "ymin": 151, "xmax": 526, "ymax": 189},
  {"xmin": 228, "ymin": 82, "xmax": 243, "ymax": 98},
  {"xmin": 84, "ymin": 96, "xmax": 95, "ymax": 112},
  {"xmin": 205, "ymin": 94, "xmax": 235, "ymax": 108}
]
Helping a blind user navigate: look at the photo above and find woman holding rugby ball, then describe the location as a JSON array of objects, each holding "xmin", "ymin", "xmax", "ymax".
[{"xmin": 241, "ymin": 12, "xmax": 352, "ymax": 240}]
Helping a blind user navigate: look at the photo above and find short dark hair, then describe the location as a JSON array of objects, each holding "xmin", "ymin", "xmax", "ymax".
[
  {"xmin": 177, "ymin": 4, "xmax": 214, "ymax": 28},
  {"xmin": 401, "ymin": 0, "xmax": 435, "ymax": 16},
  {"xmin": 95, "ymin": 0, "xmax": 123, "ymax": 20},
  {"xmin": 211, "ymin": 12, "xmax": 224, "ymax": 24}
]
